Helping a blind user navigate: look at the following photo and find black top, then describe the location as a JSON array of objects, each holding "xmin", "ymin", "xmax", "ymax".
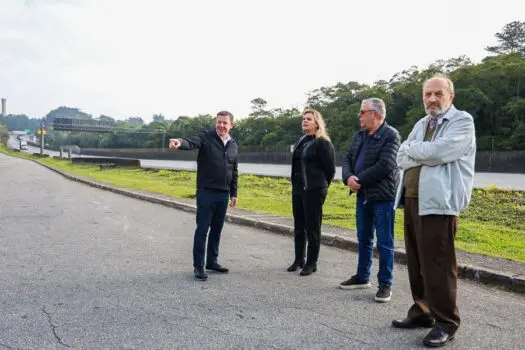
[
  {"xmin": 291, "ymin": 135, "xmax": 336, "ymax": 191},
  {"xmin": 342, "ymin": 122, "xmax": 401, "ymax": 202},
  {"xmin": 179, "ymin": 128, "xmax": 239, "ymax": 197},
  {"xmin": 292, "ymin": 135, "xmax": 314, "ymax": 187}
]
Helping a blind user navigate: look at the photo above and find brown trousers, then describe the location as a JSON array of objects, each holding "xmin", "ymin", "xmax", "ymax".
[{"xmin": 404, "ymin": 198, "xmax": 460, "ymax": 334}]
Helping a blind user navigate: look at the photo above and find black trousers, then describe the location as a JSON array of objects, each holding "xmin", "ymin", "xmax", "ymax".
[{"xmin": 292, "ymin": 187, "xmax": 328, "ymax": 265}]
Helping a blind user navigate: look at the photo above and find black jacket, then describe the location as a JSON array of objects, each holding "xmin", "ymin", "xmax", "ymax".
[
  {"xmin": 291, "ymin": 135, "xmax": 336, "ymax": 191},
  {"xmin": 179, "ymin": 128, "xmax": 238, "ymax": 197},
  {"xmin": 342, "ymin": 122, "xmax": 400, "ymax": 202}
]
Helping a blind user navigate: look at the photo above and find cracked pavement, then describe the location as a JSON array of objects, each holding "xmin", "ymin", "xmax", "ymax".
[
  {"xmin": 41, "ymin": 307, "xmax": 72, "ymax": 348},
  {"xmin": 1, "ymin": 153, "xmax": 524, "ymax": 349}
]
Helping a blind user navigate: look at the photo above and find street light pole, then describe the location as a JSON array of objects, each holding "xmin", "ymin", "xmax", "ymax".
[{"xmin": 40, "ymin": 121, "xmax": 44, "ymax": 156}]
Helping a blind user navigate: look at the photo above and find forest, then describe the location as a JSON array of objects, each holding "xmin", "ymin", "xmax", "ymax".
[{"xmin": 2, "ymin": 21, "xmax": 524, "ymax": 152}]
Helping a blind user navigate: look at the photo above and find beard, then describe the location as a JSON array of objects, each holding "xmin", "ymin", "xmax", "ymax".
[{"xmin": 425, "ymin": 104, "xmax": 444, "ymax": 117}]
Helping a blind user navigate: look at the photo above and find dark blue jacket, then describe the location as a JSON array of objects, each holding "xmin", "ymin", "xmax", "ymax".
[{"xmin": 342, "ymin": 122, "xmax": 400, "ymax": 202}]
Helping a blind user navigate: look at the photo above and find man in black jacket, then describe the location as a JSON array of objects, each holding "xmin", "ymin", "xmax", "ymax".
[
  {"xmin": 169, "ymin": 111, "xmax": 238, "ymax": 281},
  {"xmin": 338, "ymin": 98, "xmax": 400, "ymax": 303}
]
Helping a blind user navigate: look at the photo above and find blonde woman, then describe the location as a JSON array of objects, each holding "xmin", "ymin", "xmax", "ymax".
[{"xmin": 287, "ymin": 108, "xmax": 336, "ymax": 276}]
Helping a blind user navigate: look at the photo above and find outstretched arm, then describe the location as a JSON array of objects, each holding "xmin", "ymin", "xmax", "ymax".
[{"xmin": 169, "ymin": 129, "xmax": 207, "ymax": 150}]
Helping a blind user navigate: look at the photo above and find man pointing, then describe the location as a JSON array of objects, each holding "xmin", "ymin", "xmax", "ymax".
[{"xmin": 169, "ymin": 111, "xmax": 239, "ymax": 281}]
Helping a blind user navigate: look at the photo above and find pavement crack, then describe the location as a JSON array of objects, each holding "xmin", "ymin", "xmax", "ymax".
[
  {"xmin": 319, "ymin": 322, "xmax": 372, "ymax": 345},
  {"xmin": 41, "ymin": 306, "xmax": 72, "ymax": 348},
  {"xmin": 487, "ymin": 323, "xmax": 503, "ymax": 330}
]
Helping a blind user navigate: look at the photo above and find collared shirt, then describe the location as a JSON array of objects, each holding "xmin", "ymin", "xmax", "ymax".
[{"xmin": 216, "ymin": 130, "xmax": 231, "ymax": 146}]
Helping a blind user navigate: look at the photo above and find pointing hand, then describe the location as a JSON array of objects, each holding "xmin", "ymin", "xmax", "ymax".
[{"xmin": 169, "ymin": 138, "xmax": 181, "ymax": 150}]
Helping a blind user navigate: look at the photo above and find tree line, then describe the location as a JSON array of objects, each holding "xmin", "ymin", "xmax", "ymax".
[{"xmin": 2, "ymin": 21, "xmax": 524, "ymax": 152}]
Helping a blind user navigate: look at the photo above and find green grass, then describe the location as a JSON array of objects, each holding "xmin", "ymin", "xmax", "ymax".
[{"xmin": 2, "ymin": 145, "xmax": 524, "ymax": 262}]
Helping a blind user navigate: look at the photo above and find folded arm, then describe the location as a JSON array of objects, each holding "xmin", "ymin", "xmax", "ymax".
[
  {"xmin": 397, "ymin": 143, "xmax": 423, "ymax": 170},
  {"xmin": 405, "ymin": 115, "xmax": 474, "ymax": 166}
]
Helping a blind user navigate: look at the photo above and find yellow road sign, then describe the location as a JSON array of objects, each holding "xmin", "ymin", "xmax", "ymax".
[{"xmin": 37, "ymin": 130, "xmax": 47, "ymax": 134}]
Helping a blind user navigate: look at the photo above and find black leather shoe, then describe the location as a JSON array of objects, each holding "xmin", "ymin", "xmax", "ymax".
[
  {"xmin": 286, "ymin": 261, "xmax": 304, "ymax": 272},
  {"xmin": 392, "ymin": 316, "xmax": 435, "ymax": 329},
  {"xmin": 194, "ymin": 268, "xmax": 208, "ymax": 280},
  {"xmin": 423, "ymin": 327, "xmax": 454, "ymax": 347},
  {"xmin": 205, "ymin": 263, "xmax": 229, "ymax": 273},
  {"xmin": 300, "ymin": 263, "xmax": 317, "ymax": 276}
]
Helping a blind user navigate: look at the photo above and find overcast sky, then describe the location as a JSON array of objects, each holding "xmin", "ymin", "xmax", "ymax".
[{"xmin": 0, "ymin": 0, "xmax": 523, "ymax": 121}]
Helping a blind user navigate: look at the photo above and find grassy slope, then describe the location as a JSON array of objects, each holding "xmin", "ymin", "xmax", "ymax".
[{"xmin": 2, "ymin": 146, "xmax": 524, "ymax": 262}]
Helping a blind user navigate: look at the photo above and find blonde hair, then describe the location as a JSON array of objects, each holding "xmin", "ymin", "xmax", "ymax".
[{"xmin": 302, "ymin": 108, "xmax": 331, "ymax": 141}]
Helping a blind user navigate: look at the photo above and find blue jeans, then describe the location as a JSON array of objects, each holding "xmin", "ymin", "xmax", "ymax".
[
  {"xmin": 355, "ymin": 196, "xmax": 395, "ymax": 286},
  {"xmin": 193, "ymin": 188, "xmax": 229, "ymax": 268}
]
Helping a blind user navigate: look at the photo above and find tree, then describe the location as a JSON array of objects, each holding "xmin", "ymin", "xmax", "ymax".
[
  {"xmin": 485, "ymin": 21, "xmax": 525, "ymax": 55},
  {"xmin": 5, "ymin": 29, "xmax": 525, "ymax": 152},
  {"xmin": 249, "ymin": 98, "xmax": 273, "ymax": 119},
  {"xmin": 98, "ymin": 114, "xmax": 115, "ymax": 123},
  {"xmin": 124, "ymin": 117, "xmax": 144, "ymax": 127},
  {"xmin": 0, "ymin": 114, "xmax": 41, "ymax": 131},
  {"xmin": 152, "ymin": 114, "xmax": 165, "ymax": 123},
  {"xmin": 44, "ymin": 107, "xmax": 91, "ymax": 125},
  {"xmin": 0, "ymin": 124, "xmax": 8, "ymax": 146},
  {"xmin": 429, "ymin": 56, "xmax": 472, "ymax": 73}
]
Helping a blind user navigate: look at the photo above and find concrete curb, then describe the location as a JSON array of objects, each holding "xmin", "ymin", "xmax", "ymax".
[{"xmin": 34, "ymin": 160, "xmax": 525, "ymax": 295}]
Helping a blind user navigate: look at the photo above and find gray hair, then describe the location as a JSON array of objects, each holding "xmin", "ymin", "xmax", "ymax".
[
  {"xmin": 362, "ymin": 98, "xmax": 386, "ymax": 118},
  {"xmin": 423, "ymin": 73, "xmax": 455, "ymax": 94}
]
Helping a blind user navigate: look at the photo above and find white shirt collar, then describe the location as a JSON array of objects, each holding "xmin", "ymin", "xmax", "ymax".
[{"xmin": 216, "ymin": 130, "xmax": 231, "ymax": 145}]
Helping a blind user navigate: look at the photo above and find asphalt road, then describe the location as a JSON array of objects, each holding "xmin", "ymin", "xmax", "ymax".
[{"xmin": 1, "ymin": 153, "xmax": 524, "ymax": 349}]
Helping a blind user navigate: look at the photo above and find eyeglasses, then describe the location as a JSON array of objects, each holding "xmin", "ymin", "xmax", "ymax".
[{"xmin": 358, "ymin": 109, "xmax": 376, "ymax": 116}]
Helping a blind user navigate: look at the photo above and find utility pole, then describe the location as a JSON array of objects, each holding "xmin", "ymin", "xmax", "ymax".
[{"xmin": 40, "ymin": 121, "xmax": 44, "ymax": 156}]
